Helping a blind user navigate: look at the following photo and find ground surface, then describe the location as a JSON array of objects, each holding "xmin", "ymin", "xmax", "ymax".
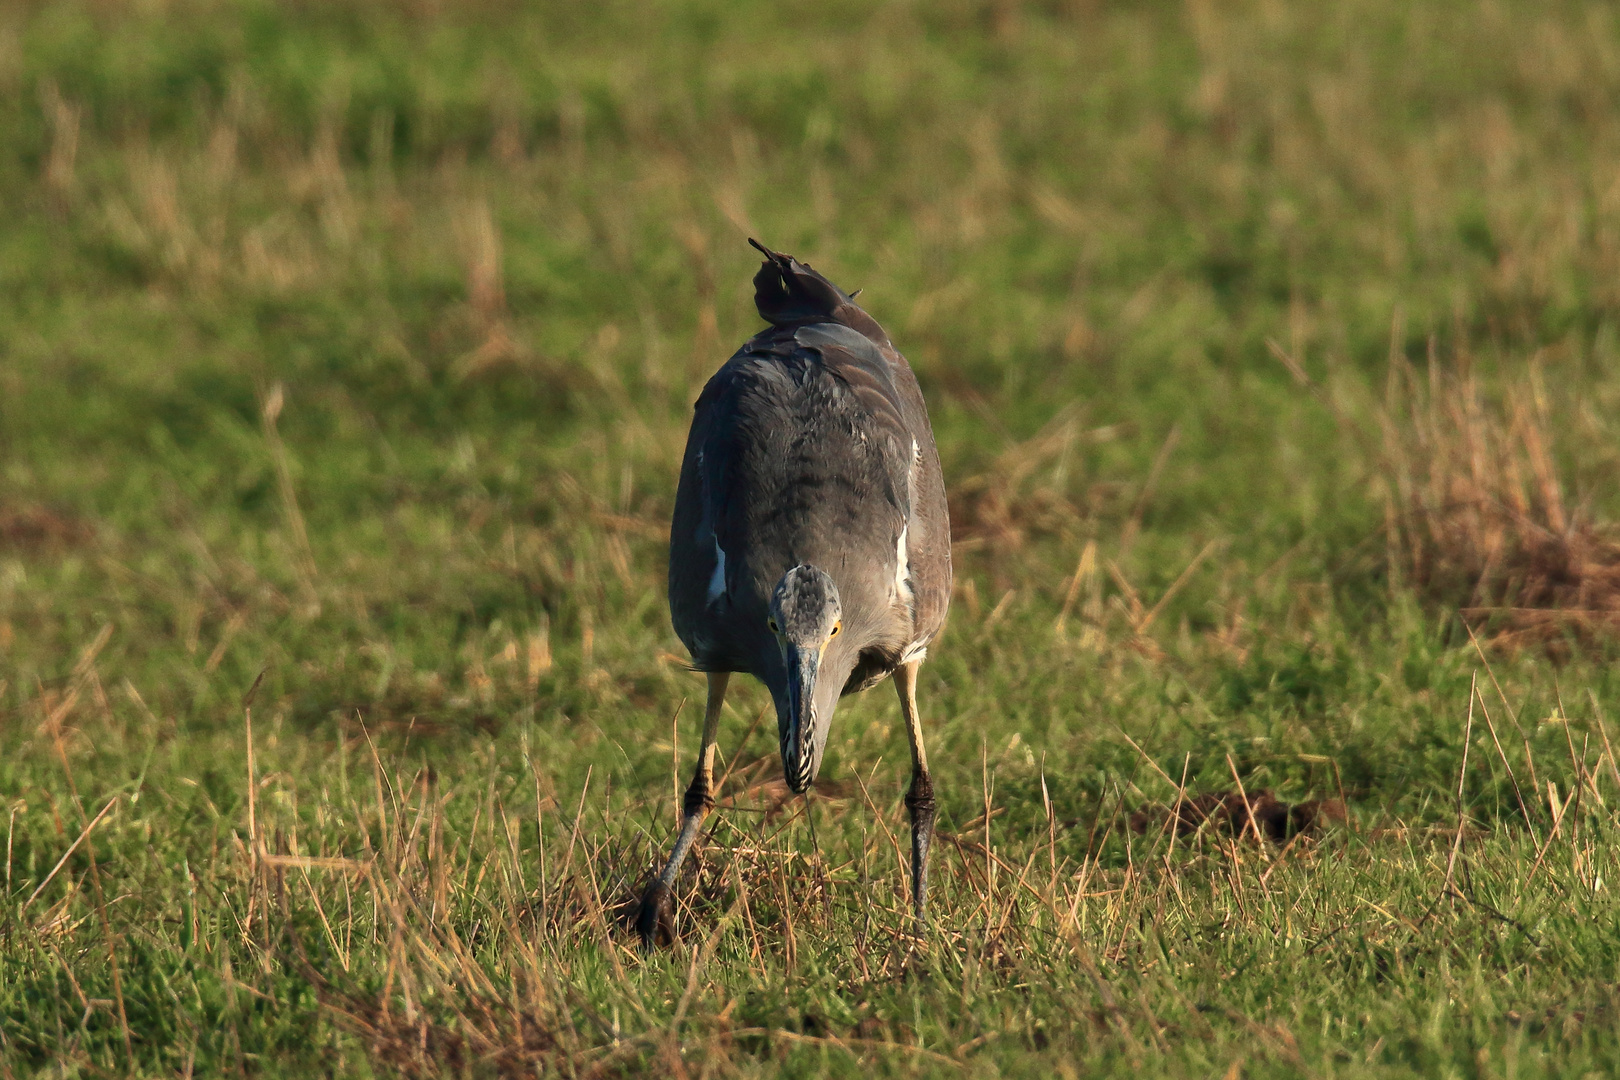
[{"xmin": 5, "ymin": 1, "xmax": 1620, "ymax": 1076}]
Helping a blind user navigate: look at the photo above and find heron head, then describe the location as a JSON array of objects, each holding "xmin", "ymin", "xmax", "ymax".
[{"xmin": 768, "ymin": 564, "xmax": 847, "ymax": 793}]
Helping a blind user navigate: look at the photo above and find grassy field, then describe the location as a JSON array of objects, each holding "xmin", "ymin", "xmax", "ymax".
[{"xmin": 6, "ymin": 0, "xmax": 1620, "ymax": 1075}]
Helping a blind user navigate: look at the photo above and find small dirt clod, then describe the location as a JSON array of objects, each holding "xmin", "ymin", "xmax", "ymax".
[{"xmin": 1129, "ymin": 789, "xmax": 1347, "ymax": 842}]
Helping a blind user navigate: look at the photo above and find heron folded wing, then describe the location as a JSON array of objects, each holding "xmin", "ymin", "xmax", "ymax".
[
  {"xmin": 790, "ymin": 323, "xmax": 903, "ymax": 403},
  {"xmin": 790, "ymin": 324, "xmax": 913, "ymax": 507}
]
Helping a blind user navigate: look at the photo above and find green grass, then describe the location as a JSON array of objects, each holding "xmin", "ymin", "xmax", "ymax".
[{"xmin": 5, "ymin": 0, "xmax": 1620, "ymax": 1075}]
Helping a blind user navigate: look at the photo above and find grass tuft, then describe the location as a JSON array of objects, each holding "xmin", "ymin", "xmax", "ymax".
[{"xmin": 1381, "ymin": 356, "xmax": 1620, "ymax": 651}]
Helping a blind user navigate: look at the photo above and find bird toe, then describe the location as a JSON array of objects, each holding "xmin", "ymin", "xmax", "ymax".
[{"xmin": 635, "ymin": 881, "xmax": 675, "ymax": 950}]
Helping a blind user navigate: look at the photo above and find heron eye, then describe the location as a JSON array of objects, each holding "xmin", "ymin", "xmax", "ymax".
[
  {"xmin": 768, "ymin": 619, "xmax": 779, "ymax": 633},
  {"xmin": 829, "ymin": 622, "xmax": 841, "ymax": 637}
]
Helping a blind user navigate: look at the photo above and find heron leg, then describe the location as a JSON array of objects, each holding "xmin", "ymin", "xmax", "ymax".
[
  {"xmin": 896, "ymin": 660, "xmax": 935, "ymax": 931},
  {"xmin": 637, "ymin": 671, "xmax": 729, "ymax": 948}
]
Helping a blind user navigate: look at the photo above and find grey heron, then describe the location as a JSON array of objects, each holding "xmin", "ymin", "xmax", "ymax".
[{"xmin": 637, "ymin": 240, "xmax": 951, "ymax": 947}]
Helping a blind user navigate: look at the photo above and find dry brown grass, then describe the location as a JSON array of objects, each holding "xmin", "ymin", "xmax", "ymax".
[
  {"xmin": 255, "ymin": 731, "xmax": 1066, "ymax": 1077},
  {"xmin": 1379, "ymin": 356, "xmax": 1620, "ymax": 651}
]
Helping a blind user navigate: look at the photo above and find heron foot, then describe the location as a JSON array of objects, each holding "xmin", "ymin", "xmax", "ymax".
[{"xmin": 635, "ymin": 880, "xmax": 675, "ymax": 950}]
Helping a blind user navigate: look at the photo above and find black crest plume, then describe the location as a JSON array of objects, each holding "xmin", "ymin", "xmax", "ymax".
[{"xmin": 748, "ymin": 238, "xmax": 888, "ymax": 343}]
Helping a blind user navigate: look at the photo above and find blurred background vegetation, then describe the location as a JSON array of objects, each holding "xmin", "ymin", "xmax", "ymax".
[
  {"xmin": 5, "ymin": 1, "xmax": 1620, "ymax": 1075},
  {"xmin": 7, "ymin": 0, "xmax": 1620, "ymax": 696}
]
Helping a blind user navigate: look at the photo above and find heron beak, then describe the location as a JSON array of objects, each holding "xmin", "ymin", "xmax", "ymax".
[{"xmin": 782, "ymin": 644, "xmax": 820, "ymax": 792}]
